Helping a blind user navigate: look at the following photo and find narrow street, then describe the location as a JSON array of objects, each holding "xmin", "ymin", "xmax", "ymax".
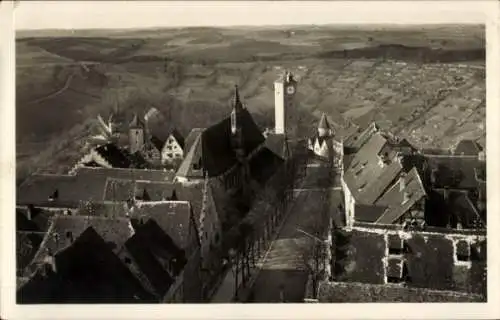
[{"xmin": 247, "ymin": 160, "xmax": 343, "ymax": 303}]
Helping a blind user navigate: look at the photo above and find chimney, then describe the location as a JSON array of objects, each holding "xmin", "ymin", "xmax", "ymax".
[{"xmin": 399, "ymin": 172, "xmax": 407, "ymax": 192}]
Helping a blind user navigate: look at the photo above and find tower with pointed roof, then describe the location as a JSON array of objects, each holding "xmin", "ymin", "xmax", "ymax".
[
  {"xmin": 230, "ymin": 85, "xmax": 245, "ymax": 158},
  {"xmin": 129, "ymin": 113, "xmax": 146, "ymax": 154},
  {"xmin": 308, "ymin": 113, "xmax": 335, "ymax": 160},
  {"xmin": 230, "ymin": 85, "xmax": 251, "ymax": 200},
  {"xmin": 318, "ymin": 113, "xmax": 333, "ymax": 138},
  {"xmin": 274, "ymin": 71, "xmax": 297, "ymax": 136}
]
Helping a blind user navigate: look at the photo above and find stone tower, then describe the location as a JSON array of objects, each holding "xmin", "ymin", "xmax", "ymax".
[
  {"xmin": 274, "ymin": 71, "xmax": 297, "ymax": 135},
  {"xmin": 129, "ymin": 113, "xmax": 145, "ymax": 154}
]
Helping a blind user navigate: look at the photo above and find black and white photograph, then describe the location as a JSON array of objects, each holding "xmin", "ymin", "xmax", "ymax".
[{"xmin": 1, "ymin": 1, "xmax": 499, "ymax": 319}]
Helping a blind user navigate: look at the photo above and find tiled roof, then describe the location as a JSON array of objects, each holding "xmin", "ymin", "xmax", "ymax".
[
  {"xmin": 184, "ymin": 128, "xmax": 204, "ymax": 155},
  {"xmin": 425, "ymin": 155, "xmax": 483, "ymax": 189},
  {"xmin": 94, "ymin": 143, "xmax": 133, "ymax": 168},
  {"xmin": 121, "ymin": 220, "xmax": 186, "ymax": 298},
  {"xmin": 175, "ymin": 132, "xmax": 204, "ymax": 180},
  {"xmin": 264, "ymin": 133, "xmax": 289, "ymax": 159},
  {"xmin": 375, "ymin": 167, "xmax": 427, "ymax": 224},
  {"xmin": 131, "ymin": 201, "xmax": 194, "ymax": 251},
  {"xmin": 354, "ymin": 204, "xmax": 387, "ymax": 223},
  {"xmin": 74, "ymin": 166, "xmax": 174, "ymax": 182},
  {"xmin": 26, "ymin": 215, "xmax": 134, "ymax": 277},
  {"xmin": 18, "ymin": 226, "xmax": 156, "ymax": 303},
  {"xmin": 17, "ymin": 231, "xmax": 45, "ymax": 276},
  {"xmin": 344, "ymin": 132, "xmax": 405, "ymax": 204},
  {"xmin": 249, "ymin": 147, "xmax": 285, "ymax": 185},
  {"xmin": 150, "ymin": 136, "xmax": 165, "ymax": 151},
  {"xmin": 127, "ymin": 151, "xmax": 150, "ymax": 169},
  {"xmin": 344, "ymin": 122, "xmax": 378, "ymax": 150},
  {"xmin": 453, "ymin": 139, "xmax": 483, "ymax": 156},
  {"xmin": 103, "ymin": 178, "xmax": 136, "ymax": 202},
  {"xmin": 16, "ymin": 207, "xmax": 58, "ymax": 232},
  {"xmin": 17, "ymin": 174, "xmax": 108, "ymax": 208},
  {"xmin": 201, "ymin": 108, "xmax": 265, "ymax": 177}
]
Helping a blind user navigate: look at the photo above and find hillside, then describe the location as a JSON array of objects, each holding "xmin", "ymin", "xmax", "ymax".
[{"xmin": 16, "ymin": 25, "xmax": 485, "ymax": 184}]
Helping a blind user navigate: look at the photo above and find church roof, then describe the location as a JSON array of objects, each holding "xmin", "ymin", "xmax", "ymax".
[
  {"xmin": 233, "ymin": 85, "xmax": 243, "ymax": 111},
  {"xmin": 201, "ymin": 108, "xmax": 265, "ymax": 177}
]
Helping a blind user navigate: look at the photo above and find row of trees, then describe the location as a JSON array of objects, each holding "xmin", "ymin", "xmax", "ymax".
[{"xmin": 221, "ymin": 141, "xmax": 309, "ymax": 301}]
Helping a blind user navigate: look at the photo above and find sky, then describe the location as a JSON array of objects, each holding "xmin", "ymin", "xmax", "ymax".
[{"xmin": 14, "ymin": 1, "xmax": 489, "ymax": 30}]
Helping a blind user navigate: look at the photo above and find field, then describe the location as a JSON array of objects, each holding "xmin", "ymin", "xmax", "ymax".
[{"xmin": 16, "ymin": 25, "xmax": 485, "ymax": 184}]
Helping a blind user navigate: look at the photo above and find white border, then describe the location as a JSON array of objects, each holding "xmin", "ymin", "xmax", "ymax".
[{"xmin": 2, "ymin": 1, "xmax": 500, "ymax": 319}]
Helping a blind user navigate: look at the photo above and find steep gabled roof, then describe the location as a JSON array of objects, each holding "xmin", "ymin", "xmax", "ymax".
[
  {"xmin": 168, "ymin": 129, "xmax": 185, "ymax": 149},
  {"xmin": 175, "ymin": 133, "xmax": 204, "ymax": 180},
  {"xmin": 344, "ymin": 122, "xmax": 378, "ymax": 151},
  {"xmin": 183, "ymin": 128, "xmax": 204, "ymax": 155},
  {"xmin": 249, "ymin": 147, "xmax": 285, "ymax": 185},
  {"xmin": 17, "ymin": 231, "xmax": 45, "ymax": 276},
  {"xmin": 375, "ymin": 167, "xmax": 427, "ymax": 224},
  {"xmin": 95, "ymin": 143, "xmax": 132, "ymax": 168},
  {"xmin": 201, "ymin": 108, "xmax": 265, "ymax": 177},
  {"xmin": 18, "ymin": 226, "xmax": 155, "ymax": 303},
  {"xmin": 263, "ymin": 133, "xmax": 289, "ymax": 160},
  {"xmin": 150, "ymin": 136, "xmax": 165, "ymax": 152},
  {"xmin": 25, "ymin": 215, "xmax": 134, "ymax": 277},
  {"xmin": 343, "ymin": 132, "xmax": 394, "ymax": 203},
  {"xmin": 121, "ymin": 220, "xmax": 185, "ymax": 298},
  {"xmin": 318, "ymin": 113, "xmax": 331, "ymax": 130},
  {"xmin": 131, "ymin": 201, "xmax": 195, "ymax": 252}
]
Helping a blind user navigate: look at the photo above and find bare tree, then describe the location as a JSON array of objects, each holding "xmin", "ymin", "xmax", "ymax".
[{"xmin": 294, "ymin": 191, "xmax": 330, "ymax": 298}]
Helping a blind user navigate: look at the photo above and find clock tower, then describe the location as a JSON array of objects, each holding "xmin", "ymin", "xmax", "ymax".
[{"xmin": 274, "ymin": 71, "xmax": 297, "ymax": 135}]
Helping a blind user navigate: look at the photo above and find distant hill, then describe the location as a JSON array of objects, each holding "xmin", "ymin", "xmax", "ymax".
[{"xmin": 15, "ymin": 25, "xmax": 485, "ymax": 184}]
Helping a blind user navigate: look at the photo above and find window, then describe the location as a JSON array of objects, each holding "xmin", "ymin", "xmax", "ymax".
[
  {"xmin": 175, "ymin": 153, "xmax": 180, "ymax": 158},
  {"xmin": 124, "ymin": 257, "xmax": 132, "ymax": 264},
  {"xmin": 66, "ymin": 231, "xmax": 73, "ymax": 239},
  {"xmin": 456, "ymin": 240, "xmax": 471, "ymax": 262},
  {"xmin": 167, "ymin": 153, "xmax": 173, "ymax": 158}
]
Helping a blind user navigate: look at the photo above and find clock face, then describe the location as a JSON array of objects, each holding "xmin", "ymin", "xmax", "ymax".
[{"xmin": 286, "ymin": 85, "xmax": 295, "ymax": 95}]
